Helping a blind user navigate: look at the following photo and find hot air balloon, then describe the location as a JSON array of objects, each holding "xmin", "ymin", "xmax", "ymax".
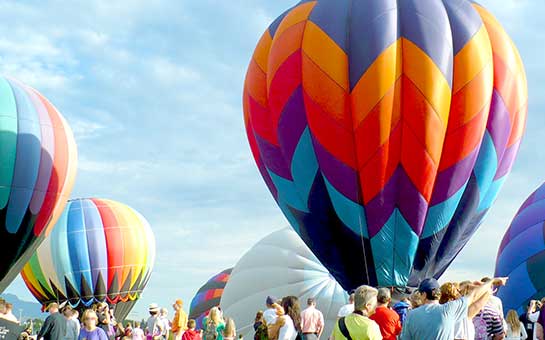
[
  {"xmin": 243, "ymin": 0, "xmax": 527, "ymax": 290},
  {"xmin": 220, "ymin": 228, "xmax": 347, "ymax": 338},
  {"xmin": 189, "ymin": 268, "xmax": 232, "ymax": 329},
  {"xmin": 495, "ymin": 183, "xmax": 545, "ymax": 315},
  {"xmin": 21, "ymin": 198, "xmax": 156, "ymax": 320},
  {"xmin": 0, "ymin": 77, "xmax": 77, "ymax": 291}
]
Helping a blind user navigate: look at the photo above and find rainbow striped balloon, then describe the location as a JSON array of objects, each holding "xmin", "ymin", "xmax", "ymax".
[
  {"xmin": 0, "ymin": 77, "xmax": 77, "ymax": 291},
  {"xmin": 189, "ymin": 268, "xmax": 232, "ymax": 329},
  {"xmin": 243, "ymin": 0, "xmax": 527, "ymax": 289},
  {"xmin": 21, "ymin": 198, "xmax": 156, "ymax": 312}
]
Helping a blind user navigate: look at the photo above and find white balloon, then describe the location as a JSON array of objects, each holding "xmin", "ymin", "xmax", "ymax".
[{"xmin": 220, "ymin": 228, "xmax": 348, "ymax": 338}]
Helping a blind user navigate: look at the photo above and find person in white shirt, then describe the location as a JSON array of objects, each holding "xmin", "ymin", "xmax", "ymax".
[
  {"xmin": 337, "ymin": 293, "xmax": 355, "ymax": 318},
  {"xmin": 505, "ymin": 309, "xmax": 528, "ymax": 340},
  {"xmin": 264, "ymin": 296, "xmax": 279, "ymax": 325},
  {"xmin": 159, "ymin": 308, "xmax": 171, "ymax": 339}
]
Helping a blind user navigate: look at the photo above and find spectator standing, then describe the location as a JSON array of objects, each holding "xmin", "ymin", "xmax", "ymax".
[
  {"xmin": 63, "ymin": 306, "xmax": 79, "ymax": 340},
  {"xmin": 369, "ymin": 288, "xmax": 401, "ymax": 340},
  {"xmin": 337, "ymin": 294, "xmax": 354, "ymax": 319},
  {"xmin": 331, "ymin": 285, "xmax": 382, "ymax": 340},
  {"xmin": 37, "ymin": 303, "xmax": 67, "ymax": 340},
  {"xmin": 172, "ymin": 299, "xmax": 188, "ymax": 340},
  {"xmin": 400, "ymin": 277, "xmax": 507, "ymax": 340},
  {"xmin": 182, "ymin": 319, "xmax": 202, "ymax": 340},
  {"xmin": 79, "ymin": 309, "xmax": 109, "ymax": 340},
  {"xmin": 264, "ymin": 297, "xmax": 278, "ymax": 326},
  {"xmin": 506, "ymin": 309, "xmax": 528, "ymax": 340},
  {"xmin": 300, "ymin": 298, "xmax": 324, "ymax": 340}
]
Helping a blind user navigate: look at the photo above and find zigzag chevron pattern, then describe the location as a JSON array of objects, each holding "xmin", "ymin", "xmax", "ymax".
[{"xmin": 243, "ymin": 0, "xmax": 528, "ymax": 289}]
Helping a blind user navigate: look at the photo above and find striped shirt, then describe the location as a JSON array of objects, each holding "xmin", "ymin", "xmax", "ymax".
[{"xmin": 482, "ymin": 304, "xmax": 504, "ymax": 337}]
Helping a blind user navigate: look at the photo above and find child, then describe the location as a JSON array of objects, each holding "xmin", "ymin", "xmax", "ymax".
[{"xmin": 182, "ymin": 319, "xmax": 202, "ymax": 340}]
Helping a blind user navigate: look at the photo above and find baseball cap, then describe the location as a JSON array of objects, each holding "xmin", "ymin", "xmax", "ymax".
[
  {"xmin": 266, "ymin": 296, "xmax": 277, "ymax": 305},
  {"xmin": 418, "ymin": 278, "xmax": 440, "ymax": 293}
]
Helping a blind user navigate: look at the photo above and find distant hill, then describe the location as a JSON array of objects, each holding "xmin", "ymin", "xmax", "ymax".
[{"xmin": 0, "ymin": 293, "xmax": 47, "ymax": 321}]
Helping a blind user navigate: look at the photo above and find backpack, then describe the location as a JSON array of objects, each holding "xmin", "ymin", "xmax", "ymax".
[
  {"xmin": 473, "ymin": 312, "xmax": 489, "ymax": 340},
  {"xmin": 204, "ymin": 320, "xmax": 219, "ymax": 340}
]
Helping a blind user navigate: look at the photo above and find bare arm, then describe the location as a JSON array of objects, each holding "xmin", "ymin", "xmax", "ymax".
[
  {"xmin": 468, "ymin": 291, "xmax": 491, "ymax": 318},
  {"xmin": 467, "ymin": 278, "xmax": 508, "ymax": 306}
]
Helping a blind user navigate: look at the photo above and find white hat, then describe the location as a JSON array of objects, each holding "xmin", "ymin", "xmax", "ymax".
[{"xmin": 149, "ymin": 303, "xmax": 159, "ymax": 312}]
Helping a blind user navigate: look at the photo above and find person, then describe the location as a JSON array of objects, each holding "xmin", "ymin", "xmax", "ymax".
[
  {"xmin": 527, "ymin": 300, "xmax": 545, "ymax": 340},
  {"xmin": 264, "ymin": 297, "xmax": 278, "ymax": 325},
  {"xmin": 522, "ymin": 300, "xmax": 541, "ymax": 340},
  {"xmin": 253, "ymin": 311, "xmax": 268, "ymax": 340},
  {"xmin": 203, "ymin": 307, "xmax": 225, "ymax": 340},
  {"xmin": 63, "ymin": 306, "xmax": 79, "ymax": 340},
  {"xmin": 0, "ymin": 300, "xmax": 22, "ymax": 339},
  {"xmin": 267, "ymin": 299, "xmax": 297, "ymax": 340},
  {"xmin": 146, "ymin": 304, "xmax": 164, "ymax": 340},
  {"xmin": 159, "ymin": 308, "xmax": 170, "ymax": 339},
  {"xmin": 125, "ymin": 323, "xmax": 133, "ymax": 338},
  {"xmin": 369, "ymin": 288, "xmax": 401, "ymax": 340},
  {"xmin": 79, "ymin": 309, "xmax": 109, "ymax": 340},
  {"xmin": 281, "ymin": 296, "xmax": 301, "ymax": 340},
  {"xmin": 453, "ymin": 280, "xmax": 482, "ymax": 340},
  {"xmin": 182, "ymin": 319, "xmax": 201, "ymax": 340},
  {"xmin": 300, "ymin": 298, "xmax": 324, "ymax": 340},
  {"xmin": 400, "ymin": 277, "xmax": 508, "ymax": 340},
  {"xmin": 223, "ymin": 318, "xmax": 236, "ymax": 340},
  {"xmin": 392, "ymin": 297, "xmax": 411, "ymax": 325},
  {"xmin": 331, "ymin": 285, "xmax": 381, "ymax": 340},
  {"xmin": 475, "ymin": 298, "xmax": 505, "ymax": 339},
  {"xmin": 97, "ymin": 303, "xmax": 114, "ymax": 340},
  {"xmin": 337, "ymin": 294, "xmax": 355, "ymax": 319},
  {"xmin": 38, "ymin": 303, "xmax": 67, "ymax": 340},
  {"xmin": 505, "ymin": 309, "xmax": 528, "ymax": 340},
  {"xmin": 4, "ymin": 303, "xmax": 19, "ymax": 323},
  {"xmin": 18, "ymin": 324, "xmax": 33, "ymax": 340},
  {"xmin": 132, "ymin": 321, "xmax": 145, "ymax": 340},
  {"xmin": 172, "ymin": 299, "xmax": 188, "ymax": 340},
  {"xmin": 482, "ymin": 277, "xmax": 506, "ymax": 317}
]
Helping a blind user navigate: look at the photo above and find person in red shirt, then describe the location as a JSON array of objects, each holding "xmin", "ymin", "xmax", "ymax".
[
  {"xmin": 369, "ymin": 288, "xmax": 402, "ymax": 340},
  {"xmin": 182, "ymin": 319, "xmax": 202, "ymax": 340}
]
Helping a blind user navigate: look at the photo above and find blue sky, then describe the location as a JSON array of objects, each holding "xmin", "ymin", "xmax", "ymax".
[{"xmin": 0, "ymin": 0, "xmax": 543, "ymax": 320}]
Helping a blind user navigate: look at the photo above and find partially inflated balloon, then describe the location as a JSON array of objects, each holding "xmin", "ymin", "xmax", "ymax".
[
  {"xmin": 495, "ymin": 184, "xmax": 545, "ymax": 315},
  {"xmin": 0, "ymin": 77, "xmax": 77, "ymax": 291},
  {"xmin": 244, "ymin": 0, "xmax": 527, "ymax": 289},
  {"xmin": 189, "ymin": 268, "xmax": 232, "ymax": 329},
  {"xmin": 221, "ymin": 228, "xmax": 347, "ymax": 338},
  {"xmin": 21, "ymin": 198, "xmax": 155, "ymax": 320}
]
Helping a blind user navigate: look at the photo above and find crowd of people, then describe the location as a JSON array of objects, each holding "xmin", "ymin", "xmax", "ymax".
[{"xmin": 10, "ymin": 275, "xmax": 545, "ymax": 340}]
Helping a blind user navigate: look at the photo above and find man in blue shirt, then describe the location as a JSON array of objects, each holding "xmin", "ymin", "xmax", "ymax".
[{"xmin": 400, "ymin": 277, "xmax": 507, "ymax": 340}]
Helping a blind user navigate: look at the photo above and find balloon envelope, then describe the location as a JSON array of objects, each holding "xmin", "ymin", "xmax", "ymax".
[
  {"xmin": 243, "ymin": 0, "xmax": 527, "ymax": 289},
  {"xmin": 21, "ymin": 198, "xmax": 156, "ymax": 320},
  {"xmin": 0, "ymin": 77, "xmax": 77, "ymax": 291},
  {"xmin": 189, "ymin": 268, "xmax": 232, "ymax": 329},
  {"xmin": 495, "ymin": 183, "xmax": 545, "ymax": 315},
  {"xmin": 220, "ymin": 228, "xmax": 347, "ymax": 338}
]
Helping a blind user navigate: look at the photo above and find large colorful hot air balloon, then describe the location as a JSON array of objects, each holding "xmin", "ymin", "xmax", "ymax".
[
  {"xmin": 243, "ymin": 0, "xmax": 528, "ymax": 289},
  {"xmin": 221, "ymin": 228, "xmax": 347, "ymax": 338},
  {"xmin": 189, "ymin": 268, "xmax": 232, "ymax": 329},
  {"xmin": 0, "ymin": 77, "xmax": 77, "ymax": 291},
  {"xmin": 21, "ymin": 198, "xmax": 155, "ymax": 320},
  {"xmin": 495, "ymin": 183, "xmax": 545, "ymax": 315}
]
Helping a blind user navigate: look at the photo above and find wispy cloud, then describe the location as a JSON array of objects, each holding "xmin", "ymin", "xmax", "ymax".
[{"xmin": 0, "ymin": 0, "xmax": 543, "ymax": 322}]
